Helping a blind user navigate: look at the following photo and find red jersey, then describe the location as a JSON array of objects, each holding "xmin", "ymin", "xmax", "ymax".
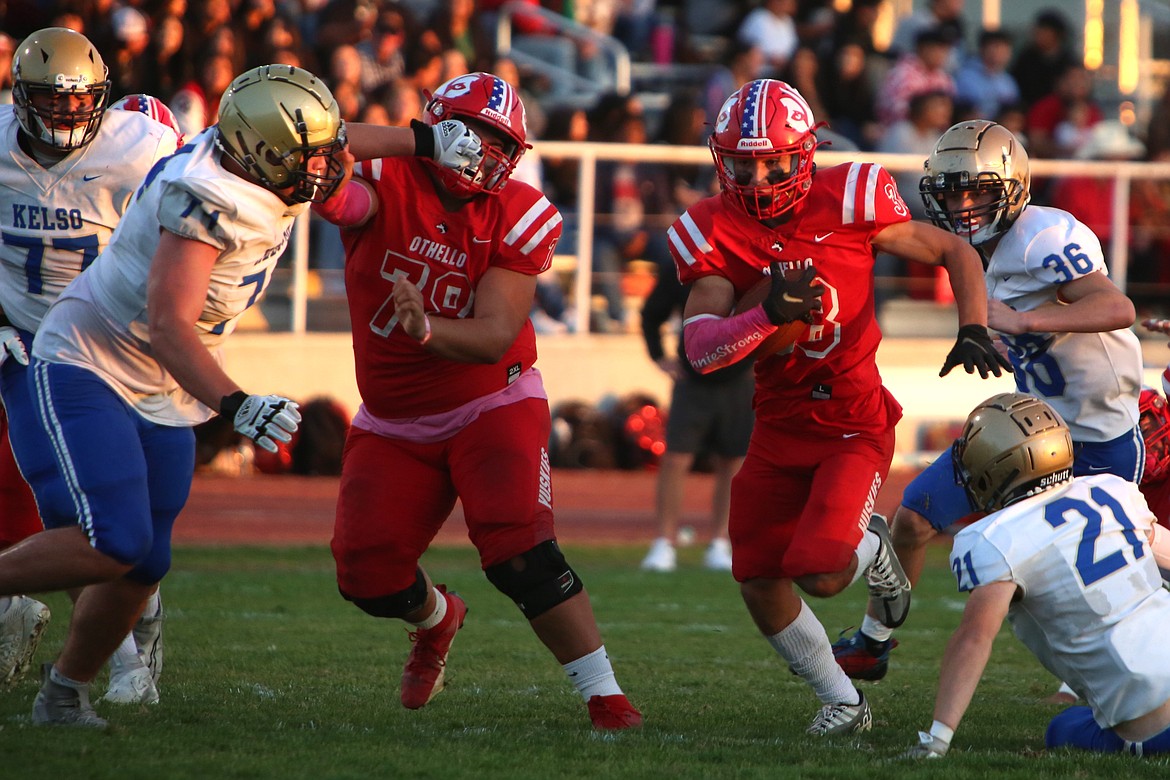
[
  {"xmin": 1141, "ymin": 475, "xmax": 1170, "ymax": 530},
  {"xmin": 669, "ymin": 161, "xmax": 911, "ymax": 435},
  {"xmin": 343, "ymin": 157, "xmax": 561, "ymax": 418}
]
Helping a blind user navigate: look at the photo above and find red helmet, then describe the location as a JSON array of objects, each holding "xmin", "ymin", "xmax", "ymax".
[
  {"xmin": 111, "ymin": 93, "xmax": 185, "ymax": 146},
  {"xmin": 1140, "ymin": 387, "xmax": 1170, "ymax": 484},
  {"xmin": 709, "ymin": 79, "xmax": 820, "ymax": 219},
  {"xmin": 423, "ymin": 72, "xmax": 528, "ymax": 196}
]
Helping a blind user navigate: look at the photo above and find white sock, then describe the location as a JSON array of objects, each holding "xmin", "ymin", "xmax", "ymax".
[
  {"xmin": 767, "ymin": 600, "xmax": 858, "ymax": 705},
  {"xmin": 861, "ymin": 613, "xmax": 894, "ymax": 643},
  {"xmin": 49, "ymin": 665, "xmax": 88, "ymax": 689},
  {"xmin": 143, "ymin": 590, "xmax": 162, "ymax": 620},
  {"xmin": 410, "ymin": 588, "xmax": 448, "ymax": 630},
  {"xmin": 563, "ymin": 645, "xmax": 622, "ymax": 700},
  {"xmin": 111, "ymin": 631, "xmax": 140, "ymax": 667},
  {"xmin": 848, "ymin": 530, "xmax": 881, "ymax": 587}
]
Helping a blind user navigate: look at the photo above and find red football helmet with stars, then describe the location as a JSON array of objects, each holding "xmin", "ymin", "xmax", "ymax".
[
  {"xmin": 709, "ymin": 79, "xmax": 823, "ymax": 220},
  {"xmin": 423, "ymin": 72, "xmax": 529, "ymax": 197},
  {"xmin": 1140, "ymin": 387, "xmax": 1170, "ymax": 485}
]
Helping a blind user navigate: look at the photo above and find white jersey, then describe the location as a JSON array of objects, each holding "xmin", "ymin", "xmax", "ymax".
[
  {"xmin": 952, "ymin": 474, "xmax": 1170, "ymax": 728},
  {"xmin": 34, "ymin": 128, "xmax": 307, "ymax": 426},
  {"xmin": 987, "ymin": 206, "xmax": 1141, "ymax": 442},
  {"xmin": 0, "ymin": 107, "xmax": 179, "ymax": 333}
]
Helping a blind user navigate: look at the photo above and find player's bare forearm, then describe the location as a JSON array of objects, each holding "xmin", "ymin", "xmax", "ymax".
[
  {"xmin": 344, "ymin": 123, "xmax": 416, "ymax": 161},
  {"xmin": 151, "ymin": 325, "xmax": 240, "ymax": 412},
  {"xmin": 939, "ymin": 245, "xmax": 989, "ymax": 328},
  {"xmin": 931, "ymin": 583, "xmax": 1014, "ymax": 732},
  {"xmin": 992, "ymin": 291, "xmax": 1134, "ymax": 335}
]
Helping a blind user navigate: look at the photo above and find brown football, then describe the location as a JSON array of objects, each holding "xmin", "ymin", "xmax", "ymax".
[{"xmin": 733, "ymin": 276, "xmax": 808, "ymax": 358}]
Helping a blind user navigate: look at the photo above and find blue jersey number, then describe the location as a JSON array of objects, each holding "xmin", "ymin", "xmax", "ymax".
[
  {"xmin": 1043, "ymin": 486, "xmax": 1146, "ymax": 587},
  {"xmin": 1001, "ymin": 332, "xmax": 1066, "ymax": 398},
  {"xmin": 0, "ymin": 231, "xmax": 99, "ymax": 294},
  {"xmin": 1041, "ymin": 242, "xmax": 1094, "ymax": 283},
  {"xmin": 210, "ymin": 269, "xmax": 268, "ymax": 335}
]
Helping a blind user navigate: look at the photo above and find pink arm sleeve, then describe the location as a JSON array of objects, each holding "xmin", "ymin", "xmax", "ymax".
[
  {"xmin": 682, "ymin": 305, "xmax": 777, "ymax": 374},
  {"xmin": 311, "ymin": 179, "xmax": 374, "ymax": 227}
]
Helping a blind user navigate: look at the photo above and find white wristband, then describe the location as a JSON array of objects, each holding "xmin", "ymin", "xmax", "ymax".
[{"xmin": 419, "ymin": 314, "xmax": 432, "ymax": 345}]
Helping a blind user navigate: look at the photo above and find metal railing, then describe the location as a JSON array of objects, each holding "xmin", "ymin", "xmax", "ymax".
[{"xmin": 284, "ymin": 143, "xmax": 1170, "ymax": 335}]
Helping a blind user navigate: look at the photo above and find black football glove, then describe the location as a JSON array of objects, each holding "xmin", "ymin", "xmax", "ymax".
[
  {"xmin": 761, "ymin": 262, "xmax": 824, "ymax": 325},
  {"xmin": 939, "ymin": 324, "xmax": 1013, "ymax": 379}
]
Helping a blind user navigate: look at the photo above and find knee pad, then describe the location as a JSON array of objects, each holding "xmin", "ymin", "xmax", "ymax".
[
  {"xmin": 485, "ymin": 540, "xmax": 583, "ymax": 620},
  {"xmin": 342, "ymin": 567, "xmax": 428, "ymax": 618}
]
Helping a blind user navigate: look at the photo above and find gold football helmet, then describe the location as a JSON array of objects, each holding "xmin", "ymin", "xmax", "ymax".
[
  {"xmin": 215, "ymin": 64, "xmax": 346, "ymax": 204},
  {"xmin": 920, "ymin": 120, "xmax": 1030, "ymax": 246},
  {"xmin": 12, "ymin": 27, "xmax": 110, "ymax": 151},
  {"xmin": 953, "ymin": 392, "xmax": 1074, "ymax": 512}
]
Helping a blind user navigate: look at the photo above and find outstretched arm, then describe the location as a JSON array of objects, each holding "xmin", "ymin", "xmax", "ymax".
[{"xmin": 904, "ymin": 581, "xmax": 1016, "ymax": 758}]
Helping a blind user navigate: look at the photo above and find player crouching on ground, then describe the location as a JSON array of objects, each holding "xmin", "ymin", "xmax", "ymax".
[{"xmin": 905, "ymin": 393, "xmax": 1170, "ymax": 758}]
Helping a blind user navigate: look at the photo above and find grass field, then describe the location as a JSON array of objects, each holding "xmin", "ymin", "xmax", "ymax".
[{"xmin": 2, "ymin": 543, "xmax": 1167, "ymax": 779}]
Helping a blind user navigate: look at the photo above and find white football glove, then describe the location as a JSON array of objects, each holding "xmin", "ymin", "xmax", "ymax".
[
  {"xmin": 901, "ymin": 730, "xmax": 950, "ymax": 759},
  {"xmin": 0, "ymin": 326, "xmax": 29, "ymax": 367},
  {"xmin": 225, "ymin": 393, "xmax": 301, "ymax": 454},
  {"xmin": 428, "ymin": 119, "xmax": 484, "ymax": 171}
]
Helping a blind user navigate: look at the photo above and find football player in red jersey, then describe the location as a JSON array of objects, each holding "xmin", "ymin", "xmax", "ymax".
[
  {"xmin": 667, "ymin": 78, "xmax": 1009, "ymax": 736},
  {"xmin": 313, "ymin": 72, "xmax": 641, "ymax": 731}
]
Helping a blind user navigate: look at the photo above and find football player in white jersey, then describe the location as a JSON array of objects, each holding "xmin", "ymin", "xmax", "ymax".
[
  {"xmin": 0, "ymin": 62, "xmax": 482, "ymax": 728},
  {"xmin": 904, "ymin": 393, "xmax": 1170, "ymax": 758},
  {"xmin": 835, "ymin": 120, "xmax": 1144, "ymax": 680},
  {"xmin": 0, "ymin": 28, "xmax": 180, "ymax": 702}
]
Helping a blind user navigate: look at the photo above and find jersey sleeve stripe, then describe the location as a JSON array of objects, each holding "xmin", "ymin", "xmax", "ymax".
[
  {"xmin": 519, "ymin": 211, "xmax": 562, "ymax": 255},
  {"xmin": 841, "ymin": 162, "xmax": 862, "ymax": 224},
  {"xmin": 504, "ymin": 196, "xmax": 553, "ymax": 247},
  {"xmin": 681, "ymin": 211, "xmax": 713, "ymax": 252},
  {"xmin": 863, "ymin": 163, "xmax": 880, "ymax": 222},
  {"xmin": 364, "ymin": 159, "xmax": 383, "ymax": 181},
  {"xmin": 667, "ymin": 225, "xmax": 695, "ymax": 266}
]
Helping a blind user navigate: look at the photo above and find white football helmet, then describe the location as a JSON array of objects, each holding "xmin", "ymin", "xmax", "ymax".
[
  {"xmin": 920, "ymin": 120, "xmax": 1030, "ymax": 246},
  {"xmin": 216, "ymin": 64, "xmax": 347, "ymax": 204},
  {"xmin": 953, "ymin": 392, "xmax": 1074, "ymax": 512},
  {"xmin": 12, "ymin": 27, "xmax": 110, "ymax": 152}
]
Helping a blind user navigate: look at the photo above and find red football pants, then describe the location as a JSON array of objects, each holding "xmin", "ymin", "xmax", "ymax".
[{"xmin": 332, "ymin": 398, "xmax": 557, "ymax": 599}]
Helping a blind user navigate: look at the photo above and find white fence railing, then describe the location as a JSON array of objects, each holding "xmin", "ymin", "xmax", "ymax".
[{"xmin": 285, "ymin": 143, "xmax": 1170, "ymax": 336}]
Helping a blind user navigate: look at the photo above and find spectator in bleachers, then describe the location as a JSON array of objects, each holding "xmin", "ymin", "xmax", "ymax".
[
  {"xmin": 612, "ymin": 0, "xmax": 658, "ymax": 62},
  {"xmin": 1144, "ymin": 79, "xmax": 1170, "ymax": 161},
  {"xmin": 1128, "ymin": 148, "xmax": 1170, "ymax": 313},
  {"xmin": 877, "ymin": 90, "xmax": 956, "ymax": 302},
  {"xmin": 954, "ymin": 28, "xmax": 1019, "ymax": 121},
  {"xmin": 1025, "ymin": 62, "xmax": 1101, "ymax": 160},
  {"xmin": 257, "ymin": 13, "xmax": 316, "ymax": 72},
  {"xmin": 817, "ymin": 39, "xmax": 880, "ymax": 151},
  {"xmin": 876, "ymin": 27, "xmax": 957, "ymax": 129},
  {"xmin": 235, "ymin": 0, "xmax": 279, "ymax": 67},
  {"xmin": 105, "ymin": 5, "xmax": 153, "ymax": 98},
  {"xmin": 429, "ymin": 0, "xmax": 490, "ymax": 71},
  {"xmin": 735, "ymin": 0, "xmax": 799, "ymax": 78},
  {"xmin": 142, "ymin": 13, "xmax": 188, "ymax": 101},
  {"xmin": 793, "ymin": 0, "xmax": 837, "ymax": 46},
  {"xmin": 0, "ymin": 33, "xmax": 13, "ymax": 104},
  {"xmin": 402, "ymin": 32, "xmax": 447, "ymax": 96},
  {"xmin": 1010, "ymin": 8, "xmax": 1078, "ymax": 109},
  {"xmin": 377, "ymin": 77, "xmax": 423, "ymax": 125},
  {"xmin": 356, "ymin": 4, "xmax": 409, "ymax": 93},
  {"xmin": 889, "ymin": 0, "xmax": 967, "ymax": 68}
]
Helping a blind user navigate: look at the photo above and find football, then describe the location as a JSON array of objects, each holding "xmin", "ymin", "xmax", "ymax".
[{"xmin": 733, "ymin": 275, "xmax": 808, "ymax": 358}]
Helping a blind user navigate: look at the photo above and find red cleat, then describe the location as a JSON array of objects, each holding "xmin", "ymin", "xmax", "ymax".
[
  {"xmin": 400, "ymin": 586, "xmax": 468, "ymax": 710},
  {"xmin": 587, "ymin": 694, "xmax": 643, "ymax": 730}
]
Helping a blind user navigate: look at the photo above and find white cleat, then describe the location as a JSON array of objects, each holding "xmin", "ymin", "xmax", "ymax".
[
  {"xmin": 640, "ymin": 537, "xmax": 677, "ymax": 572},
  {"xmin": 703, "ymin": 538, "xmax": 733, "ymax": 571},
  {"xmin": 103, "ymin": 656, "xmax": 159, "ymax": 705},
  {"xmin": 0, "ymin": 596, "xmax": 52, "ymax": 685}
]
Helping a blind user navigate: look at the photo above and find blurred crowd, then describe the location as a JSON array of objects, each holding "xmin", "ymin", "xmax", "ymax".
[{"xmin": 3, "ymin": 0, "xmax": 1170, "ymax": 326}]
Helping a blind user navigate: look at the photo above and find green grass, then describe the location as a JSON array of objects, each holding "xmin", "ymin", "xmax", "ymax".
[{"xmin": 2, "ymin": 543, "xmax": 1167, "ymax": 779}]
